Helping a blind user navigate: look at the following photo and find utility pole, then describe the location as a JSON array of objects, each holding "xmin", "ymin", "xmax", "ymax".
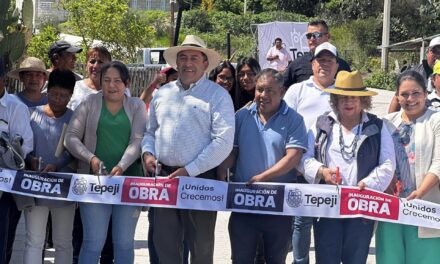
[
  {"xmin": 244, "ymin": 0, "xmax": 247, "ymax": 15},
  {"xmin": 170, "ymin": 0, "xmax": 176, "ymax": 46},
  {"xmin": 381, "ymin": 0, "xmax": 391, "ymax": 72}
]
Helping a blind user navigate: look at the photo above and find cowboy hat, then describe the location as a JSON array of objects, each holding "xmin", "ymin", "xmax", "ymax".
[
  {"xmin": 7, "ymin": 57, "xmax": 48, "ymax": 80},
  {"xmin": 323, "ymin": 71, "xmax": 377, "ymax": 96},
  {"xmin": 163, "ymin": 35, "xmax": 222, "ymax": 73}
]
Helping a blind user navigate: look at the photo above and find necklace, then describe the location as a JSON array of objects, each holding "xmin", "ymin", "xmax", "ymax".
[{"xmin": 338, "ymin": 114, "xmax": 362, "ymax": 161}]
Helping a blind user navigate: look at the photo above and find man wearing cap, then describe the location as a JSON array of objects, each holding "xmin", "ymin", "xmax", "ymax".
[
  {"xmin": 8, "ymin": 57, "xmax": 48, "ymax": 107},
  {"xmin": 0, "ymin": 58, "xmax": 33, "ymax": 264},
  {"xmin": 283, "ymin": 20, "xmax": 351, "ymax": 88},
  {"xmin": 389, "ymin": 36, "xmax": 440, "ymax": 112},
  {"xmin": 141, "ymin": 35, "xmax": 235, "ymax": 264},
  {"xmin": 283, "ymin": 42, "xmax": 339, "ymax": 264},
  {"xmin": 266, "ymin": 37, "xmax": 292, "ymax": 73},
  {"xmin": 48, "ymin": 40, "xmax": 83, "ymax": 80}
]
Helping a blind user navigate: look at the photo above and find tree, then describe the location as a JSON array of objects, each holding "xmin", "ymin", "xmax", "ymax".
[
  {"xmin": 60, "ymin": 0, "xmax": 155, "ymax": 62},
  {"xmin": 26, "ymin": 25, "xmax": 59, "ymax": 67}
]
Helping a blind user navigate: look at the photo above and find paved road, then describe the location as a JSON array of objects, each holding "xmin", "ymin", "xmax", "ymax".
[{"xmin": 10, "ymin": 88, "xmax": 394, "ymax": 264}]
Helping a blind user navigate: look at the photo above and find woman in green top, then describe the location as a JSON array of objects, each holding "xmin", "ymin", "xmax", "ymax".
[{"xmin": 65, "ymin": 61, "xmax": 147, "ymax": 264}]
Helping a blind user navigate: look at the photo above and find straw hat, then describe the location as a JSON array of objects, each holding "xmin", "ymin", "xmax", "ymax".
[
  {"xmin": 7, "ymin": 57, "xmax": 48, "ymax": 80},
  {"xmin": 323, "ymin": 71, "xmax": 377, "ymax": 96},
  {"xmin": 163, "ymin": 35, "xmax": 222, "ymax": 73}
]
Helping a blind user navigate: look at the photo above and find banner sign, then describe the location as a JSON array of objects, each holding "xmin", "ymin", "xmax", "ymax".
[
  {"xmin": 2, "ymin": 168, "xmax": 440, "ymax": 229},
  {"xmin": 257, "ymin": 21, "xmax": 309, "ymax": 70}
]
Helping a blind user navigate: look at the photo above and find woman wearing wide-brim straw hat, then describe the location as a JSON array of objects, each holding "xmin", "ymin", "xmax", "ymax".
[{"xmin": 301, "ymin": 70, "xmax": 396, "ymax": 263}]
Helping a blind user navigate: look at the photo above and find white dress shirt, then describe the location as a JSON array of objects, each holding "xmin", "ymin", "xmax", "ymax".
[
  {"xmin": 302, "ymin": 111, "xmax": 395, "ymax": 192},
  {"xmin": 0, "ymin": 90, "xmax": 33, "ymax": 156},
  {"xmin": 284, "ymin": 76, "xmax": 333, "ymax": 130},
  {"xmin": 142, "ymin": 76, "xmax": 235, "ymax": 177},
  {"xmin": 266, "ymin": 46, "xmax": 292, "ymax": 72}
]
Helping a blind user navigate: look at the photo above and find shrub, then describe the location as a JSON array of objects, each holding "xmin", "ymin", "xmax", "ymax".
[{"xmin": 364, "ymin": 70, "xmax": 397, "ymax": 91}]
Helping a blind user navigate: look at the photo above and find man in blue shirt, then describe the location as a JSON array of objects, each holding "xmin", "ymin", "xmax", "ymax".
[{"xmin": 218, "ymin": 68, "xmax": 307, "ymax": 263}]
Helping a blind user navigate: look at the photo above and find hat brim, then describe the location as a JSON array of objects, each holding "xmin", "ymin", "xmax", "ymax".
[
  {"xmin": 65, "ymin": 47, "xmax": 83, "ymax": 53},
  {"xmin": 323, "ymin": 87, "xmax": 378, "ymax": 97},
  {"xmin": 164, "ymin": 46, "xmax": 222, "ymax": 73},
  {"xmin": 7, "ymin": 68, "xmax": 49, "ymax": 80}
]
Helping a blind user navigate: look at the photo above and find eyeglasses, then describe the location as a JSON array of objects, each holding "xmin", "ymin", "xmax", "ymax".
[
  {"xmin": 306, "ymin": 32, "xmax": 328, "ymax": 40},
  {"xmin": 217, "ymin": 75, "xmax": 234, "ymax": 82},
  {"xmin": 399, "ymin": 123, "xmax": 412, "ymax": 145},
  {"xmin": 430, "ymin": 47, "xmax": 440, "ymax": 56}
]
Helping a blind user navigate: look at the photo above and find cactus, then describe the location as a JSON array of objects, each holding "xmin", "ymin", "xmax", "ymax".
[{"xmin": 0, "ymin": 0, "xmax": 33, "ymax": 72}]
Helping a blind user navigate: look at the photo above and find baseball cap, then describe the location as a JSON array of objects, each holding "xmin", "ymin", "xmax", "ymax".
[
  {"xmin": 48, "ymin": 40, "xmax": 82, "ymax": 59},
  {"xmin": 429, "ymin": 37, "xmax": 440, "ymax": 49},
  {"xmin": 312, "ymin": 42, "xmax": 337, "ymax": 60}
]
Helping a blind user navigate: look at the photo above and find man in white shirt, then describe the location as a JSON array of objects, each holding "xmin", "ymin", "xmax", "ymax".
[
  {"xmin": 0, "ymin": 58, "xmax": 33, "ymax": 264},
  {"xmin": 266, "ymin": 37, "xmax": 292, "ymax": 73},
  {"xmin": 283, "ymin": 42, "xmax": 339, "ymax": 264},
  {"xmin": 141, "ymin": 35, "xmax": 235, "ymax": 264}
]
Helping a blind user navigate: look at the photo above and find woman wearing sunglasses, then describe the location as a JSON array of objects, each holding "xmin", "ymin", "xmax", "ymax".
[{"xmin": 377, "ymin": 70, "xmax": 440, "ymax": 264}]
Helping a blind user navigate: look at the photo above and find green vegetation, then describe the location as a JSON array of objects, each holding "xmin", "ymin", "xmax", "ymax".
[{"xmin": 4, "ymin": 0, "xmax": 440, "ymax": 89}]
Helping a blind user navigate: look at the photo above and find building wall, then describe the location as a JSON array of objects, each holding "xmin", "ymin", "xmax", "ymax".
[{"xmin": 129, "ymin": 0, "xmax": 170, "ymax": 11}]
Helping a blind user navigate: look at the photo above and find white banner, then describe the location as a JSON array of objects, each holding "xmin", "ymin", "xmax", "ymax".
[
  {"xmin": 1, "ymin": 168, "xmax": 440, "ymax": 229},
  {"xmin": 257, "ymin": 21, "xmax": 309, "ymax": 70}
]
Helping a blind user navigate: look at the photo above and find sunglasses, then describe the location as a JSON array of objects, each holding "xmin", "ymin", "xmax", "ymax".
[
  {"xmin": 399, "ymin": 123, "xmax": 412, "ymax": 145},
  {"xmin": 306, "ymin": 32, "xmax": 328, "ymax": 40}
]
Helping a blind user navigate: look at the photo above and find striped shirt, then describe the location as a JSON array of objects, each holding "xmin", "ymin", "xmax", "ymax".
[{"xmin": 142, "ymin": 76, "xmax": 235, "ymax": 176}]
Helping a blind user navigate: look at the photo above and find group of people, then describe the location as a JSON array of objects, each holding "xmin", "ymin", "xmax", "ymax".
[{"xmin": 0, "ymin": 18, "xmax": 439, "ymax": 264}]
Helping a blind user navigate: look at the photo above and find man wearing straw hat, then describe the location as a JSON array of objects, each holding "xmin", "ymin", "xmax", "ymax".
[
  {"xmin": 8, "ymin": 57, "xmax": 48, "ymax": 107},
  {"xmin": 141, "ymin": 35, "xmax": 235, "ymax": 264}
]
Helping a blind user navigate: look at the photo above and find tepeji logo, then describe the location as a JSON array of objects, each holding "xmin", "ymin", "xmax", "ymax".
[
  {"xmin": 286, "ymin": 188, "xmax": 302, "ymax": 208},
  {"xmin": 11, "ymin": 171, "xmax": 72, "ymax": 198},
  {"xmin": 72, "ymin": 177, "xmax": 88, "ymax": 195},
  {"xmin": 121, "ymin": 177, "xmax": 178, "ymax": 206},
  {"xmin": 226, "ymin": 184, "xmax": 285, "ymax": 212},
  {"xmin": 340, "ymin": 188, "xmax": 399, "ymax": 220}
]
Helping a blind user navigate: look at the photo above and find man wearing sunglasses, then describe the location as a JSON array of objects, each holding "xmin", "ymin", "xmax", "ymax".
[{"xmin": 283, "ymin": 20, "xmax": 351, "ymax": 89}]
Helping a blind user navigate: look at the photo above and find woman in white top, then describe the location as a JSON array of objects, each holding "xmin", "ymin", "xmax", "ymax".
[{"xmin": 68, "ymin": 46, "xmax": 112, "ymax": 110}]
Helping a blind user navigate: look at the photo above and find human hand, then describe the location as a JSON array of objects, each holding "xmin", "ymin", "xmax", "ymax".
[
  {"xmin": 42, "ymin": 164, "xmax": 57, "ymax": 173},
  {"xmin": 321, "ymin": 167, "xmax": 340, "ymax": 185},
  {"xmin": 143, "ymin": 153, "xmax": 158, "ymax": 174},
  {"xmin": 406, "ymin": 190, "xmax": 423, "ymax": 200},
  {"xmin": 109, "ymin": 166, "xmax": 123, "ymax": 176},
  {"xmin": 169, "ymin": 167, "xmax": 189, "ymax": 179},
  {"xmin": 357, "ymin": 181, "xmax": 367, "ymax": 191},
  {"xmin": 246, "ymin": 174, "xmax": 263, "ymax": 186},
  {"xmin": 90, "ymin": 156, "xmax": 101, "ymax": 175}
]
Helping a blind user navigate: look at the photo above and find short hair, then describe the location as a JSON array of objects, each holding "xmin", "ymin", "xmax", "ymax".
[
  {"xmin": 86, "ymin": 46, "xmax": 112, "ymax": 62},
  {"xmin": 396, "ymin": 70, "xmax": 426, "ymax": 95},
  {"xmin": 274, "ymin": 37, "xmax": 282, "ymax": 43},
  {"xmin": 237, "ymin": 57, "xmax": 261, "ymax": 76},
  {"xmin": 308, "ymin": 20, "xmax": 329, "ymax": 32},
  {"xmin": 329, "ymin": 94, "xmax": 372, "ymax": 113},
  {"xmin": 47, "ymin": 69, "xmax": 76, "ymax": 93},
  {"xmin": 255, "ymin": 68, "xmax": 284, "ymax": 90},
  {"xmin": 100, "ymin": 61, "xmax": 130, "ymax": 86}
]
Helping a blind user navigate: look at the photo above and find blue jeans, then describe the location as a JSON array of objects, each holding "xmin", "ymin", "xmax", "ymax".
[
  {"xmin": 292, "ymin": 216, "xmax": 313, "ymax": 264},
  {"xmin": 313, "ymin": 218, "xmax": 374, "ymax": 264},
  {"xmin": 229, "ymin": 212, "xmax": 292, "ymax": 264},
  {"xmin": 78, "ymin": 203, "xmax": 140, "ymax": 264}
]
